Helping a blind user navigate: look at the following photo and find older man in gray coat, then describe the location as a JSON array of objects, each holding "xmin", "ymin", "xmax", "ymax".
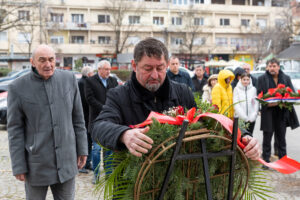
[{"xmin": 7, "ymin": 45, "xmax": 88, "ymax": 200}]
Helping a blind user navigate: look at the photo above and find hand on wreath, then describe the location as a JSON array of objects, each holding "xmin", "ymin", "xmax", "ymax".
[
  {"xmin": 120, "ymin": 127, "xmax": 153, "ymax": 157},
  {"xmin": 242, "ymin": 136, "xmax": 262, "ymax": 160}
]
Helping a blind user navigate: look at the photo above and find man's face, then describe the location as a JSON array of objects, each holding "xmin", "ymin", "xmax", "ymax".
[
  {"xmin": 268, "ymin": 62, "xmax": 280, "ymax": 76},
  {"xmin": 30, "ymin": 47, "xmax": 56, "ymax": 80},
  {"xmin": 98, "ymin": 64, "xmax": 111, "ymax": 79},
  {"xmin": 169, "ymin": 58, "xmax": 180, "ymax": 74},
  {"xmin": 132, "ymin": 55, "xmax": 167, "ymax": 92},
  {"xmin": 195, "ymin": 67, "xmax": 205, "ymax": 78},
  {"xmin": 243, "ymin": 65, "xmax": 250, "ymax": 74}
]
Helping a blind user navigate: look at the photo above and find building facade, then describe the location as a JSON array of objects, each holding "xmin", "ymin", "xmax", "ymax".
[{"xmin": 0, "ymin": 0, "xmax": 291, "ymax": 70}]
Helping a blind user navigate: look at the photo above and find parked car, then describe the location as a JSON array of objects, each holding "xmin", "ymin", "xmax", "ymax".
[
  {"xmin": 179, "ymin": 67, "xmax": 194, "ymax": 78},
  {"xmin": 110, "ymin": 73, "xmax": 124, "ymax": 85},
  {"xmin": 251, "ymin": 70, "xmax": 300, "ymax": 91},
  {"xmin": 0, "ymin": 68, "xmax": 31, "ymax": 83}
]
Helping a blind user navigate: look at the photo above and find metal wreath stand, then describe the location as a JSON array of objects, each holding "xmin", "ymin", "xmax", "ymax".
[{"xmin": 134, "ymin": 118, "xmax": 250, "ymax": 200}]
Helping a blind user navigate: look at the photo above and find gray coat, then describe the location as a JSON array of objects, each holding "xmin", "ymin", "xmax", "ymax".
[{"xmin": 7, "ymin": 69, "xmax": 88, "ymax": 186}]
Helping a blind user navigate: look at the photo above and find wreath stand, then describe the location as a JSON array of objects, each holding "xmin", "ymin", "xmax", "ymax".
[{"xmin": 134, "ymin": 118, "xmax": 250, "ymax": 200}]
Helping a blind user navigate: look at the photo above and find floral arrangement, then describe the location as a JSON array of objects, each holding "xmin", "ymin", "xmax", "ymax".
[
  {"xmin": 95, "ymin": 101, "xmax": 274, "ymax": 200},
  {"xmin": 256, "ymin": 84, "xmax": 300, "ymax": 111}
]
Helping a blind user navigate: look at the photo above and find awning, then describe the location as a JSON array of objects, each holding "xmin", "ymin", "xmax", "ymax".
[{"xmin": 277, "ymin": 43, "xmax": 300, "ymax": 60}]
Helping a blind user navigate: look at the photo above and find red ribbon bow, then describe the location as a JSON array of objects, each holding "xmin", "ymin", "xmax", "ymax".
[{"xmin": 130, "ymin": 108, "xmax": 300, "ymax": 174}]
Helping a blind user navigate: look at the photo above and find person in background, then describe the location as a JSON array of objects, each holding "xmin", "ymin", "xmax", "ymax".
[
  {"xmin": 211, "ymin": 69, "xmax": 235, "ymax": 119},
  {"xmin": 231, "ymin": 67, "xmax": 246, "ymax": 89},
  {"xmin": 257, "ymin": 58, "xmax": 299, "ymax": 169},
  {"xmin": 78, "ymin": 66, "xmax": 94, "ymax": 173},
  {"xmin": 85, "ymin": 60, "xmax": 118, "ymax": 183},
  {"xmin": 192, "ymin": 65, "xmax": 207, "ymax": 95},
  {"xmin": 167, "ymin": 56, "xmax": 194, "ymax": 90},
  {"xmin": 233, "ymin": 73, "xmax": 259, "ymax": 136},
  {"xmin": 242, "ymin": 64, "xmax": 257, "ymax": 88},
  {"xmin": 202, "ymin": 74, "xmax": 218, "ymax": 103},
  {"xmin": 7, "ymin": 45, "xmax": 87, "ymax": 199}
]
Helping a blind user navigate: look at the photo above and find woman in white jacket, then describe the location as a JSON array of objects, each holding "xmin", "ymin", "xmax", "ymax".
[
  {"xmin": 202, "ymin": 74, "xmax": 218, "ymax": 103},
  {"xmin": 233, "ymin": 73, "xmax": 259, "ymax": 136}
]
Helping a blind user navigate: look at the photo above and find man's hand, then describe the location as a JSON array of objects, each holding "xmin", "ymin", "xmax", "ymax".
[
  {"xmin": 15, "ymin": 174, "xmax": 26, "ymax": 181},
  {"xmin": 120, "ymin": 127, "xmax": 153, "ymax": 157},
  {"xmin": 77, "ymin": 155, "xmax": 87, "ymax": 169},
  {"xmin": 242, "ymin": 135, "xmax": 262, "ymax": 160}
]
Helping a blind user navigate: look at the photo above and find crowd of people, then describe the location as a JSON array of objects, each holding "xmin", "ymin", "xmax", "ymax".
[{"xmin": 6, "ymin": 37, "xmax": 298, "ymax": 199}]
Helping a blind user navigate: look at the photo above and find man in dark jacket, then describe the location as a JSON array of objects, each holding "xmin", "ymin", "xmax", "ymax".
[
  {"xmin": 257, "ymin": 58, "xmax": 299, "ymax": 167},
  {"xmin": 192, "ymin": 65, "xmax": 207, "ymax": 94},
  {"xmin": 78, "ymin": 66, "xmax": 94, "ymax": 173},
  {"xmin": 92, "ymin": 37, "xmax": 261, "ymax": 160},
  {"xmin": 85, "ymin": 60, "xmax": 118, "ymax": 181},
  {"xmin": 231, "ymin": 67, "xmax": 245, "ymax": 89},
  {"xmin": 167, "ymin": 56, "xmax": 194, "ymax": 91}
]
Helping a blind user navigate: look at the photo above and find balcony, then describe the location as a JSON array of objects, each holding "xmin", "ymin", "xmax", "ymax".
[{"xmin": 66, "ymin": 22, "xmax": 90, "ymax": 30}]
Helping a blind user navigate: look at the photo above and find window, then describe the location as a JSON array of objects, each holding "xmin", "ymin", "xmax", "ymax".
[
  {"xmin": 172, "ymin": 17, "xmax": 182, "ymax": 25},
  {"xmin": 193, "ymin": 37, "xmax": 205, "ymax": 45},
  {"xmin": 98, "ymin": 15, "xmax": 110, "ymax": 23},
  {"xmin": 275, "ymin": 19, "xmax": 285, "ymax": 28},
  {"xmin": 18, "ymin": 10, "xmax": 30, "ymax": 21},
  {"xmin": 171, "ymin": 37, "xmax": 183, "ymax": 45},
  {"xmin": 0, "ymin": 32, "xmax": 7, "ymax": 41},
  {"xmin": 220, "ymin": 18, "xmax": 230, "ymax": 26},
  {"xmin": 173, "ymin": 0, "xmax": 188, "ymax": 4},
  {"xmin": 194, "ymin": 18, "xmax": 204, "ymax": 26},
  {"xmin": 18, "ymin": 32, "xmax": 31, "ymax": 43},
  {"xmin": 72, "ymin": 14, "xmax": 84, "ymax": 23},
  {"xmin": 216, "ymin": 37, "xmax": 228, "ymax": 46},
  {"xmin": 98, "ymin": 36, "xmax": 110, "ymax": 44},
  {"xmin": 154, "ymin": 37, "xmax": 165, "ymax": 43},
  {"xmin": 71, "ymin": 36, "xmax": 84, "ymax": 44},
  {"xmin": 127, "ymin": 36, "xmax": 140, "ymax": 45},
  {"xmin": 50, "ymin": 36, "xmax": 64, "ymax": 44},
  {"xmin": 256, "ymin": 18, "xmax": 267, "ymax": 29},
  {"xmin": 194, "ymin": 0, "xmax": 204, "ymax": 3},
  {"xmin": 128, "ymin": 16, "xmax": 140, "ymax": 24},
  {"xmin": 241, "ymin": 19, "xmax": 250, "ymax": 27},
  {"xmin": 230, "ymin": 38, "xmax": 244, "ymax": 47},
  {"xmin": 50, "ymin": 13, "xmax": 64, "ymax": 22},
  {"xmin": 153, "ymin": 17, "xmax": 164, "ymax": 25}
]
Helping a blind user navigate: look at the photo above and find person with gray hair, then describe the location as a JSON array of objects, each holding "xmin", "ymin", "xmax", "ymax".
[
  {"xmin": 7, "ymin": 44, "xmax": 87, "ymax": 199},
  {"xmin": 78, "ymin": 66, "xmax": 94, "ymax": 173},
  {"xmin": 85, "ymin": 59, "xmax": 118, "ymax": 183}
]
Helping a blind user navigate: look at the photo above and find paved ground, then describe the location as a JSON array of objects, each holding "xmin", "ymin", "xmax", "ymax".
[{"xmin": 0, "ymin": 106, "xmax": 300, "ymax": 199}]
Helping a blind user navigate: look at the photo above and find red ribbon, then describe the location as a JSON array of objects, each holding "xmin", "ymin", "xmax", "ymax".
[{"xmin": 131, "ymin": 108, "xmax": 300, "ymax": 174}]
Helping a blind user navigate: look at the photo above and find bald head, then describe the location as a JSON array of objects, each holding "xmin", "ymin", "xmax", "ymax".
[{"xmin": 30, "ymin": 44, "xmax": 56, "ymax": 80}]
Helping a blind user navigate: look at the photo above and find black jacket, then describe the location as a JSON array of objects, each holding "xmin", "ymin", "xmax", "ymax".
[
  {"xmin": 250, "ymin": 74, "xmax": 257, "ymax": 88},
  {"xmin": 192, "ymin": 75, "xmax": 207, "ymax": 94},
  {"xmin": 78, "ymin": 76, "xmax": 89, "ymax": 130},
  {"xmin": 231, "ymin": 67, "xmax": 245, "ymax": 89},
  {"xmin": 92, "ymin": 72, "xmax": 196, "ymax": 151},
  {"xmin": 257, "ymin": 70, "xmax": 299, "ymax": 131},
  {"xmin": 85, "ymin": 74, "xmax": 118, "ymax": 132}
]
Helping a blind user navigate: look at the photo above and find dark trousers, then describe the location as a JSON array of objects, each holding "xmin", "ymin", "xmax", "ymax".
[
  {"xmin": 246, "ymin": 121, "xmax": 256, "ymax": 136},
  {"xmin": 85, "ymin": 132, "xmax": 92, "ymax": 168},
  {"xmin": 262, "ymin": 125, "xmax": 286, "ymax": 162}
]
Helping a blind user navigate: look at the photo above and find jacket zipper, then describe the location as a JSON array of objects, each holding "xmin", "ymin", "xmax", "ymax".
[{"xmin": 245, "ymin": 86, "xmax": 248, "ymax": 116}]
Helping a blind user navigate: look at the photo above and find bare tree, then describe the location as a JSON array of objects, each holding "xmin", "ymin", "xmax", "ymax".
[{"xmin": 105, "ymin": 0, "xmax": 143, "ymax": 54}]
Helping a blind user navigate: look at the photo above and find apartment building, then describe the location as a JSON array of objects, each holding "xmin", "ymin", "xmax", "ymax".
[{"xmin": 0, "ymin": 0, "xmax": 290, "ymax": 70}]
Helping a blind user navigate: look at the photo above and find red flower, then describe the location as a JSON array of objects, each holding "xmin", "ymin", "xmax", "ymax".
[
  {"xmin": 298, "ymin": 90, "xmax": 300, "ymax": 95},
  {"xmin": 268, "ymin": 88, "xmax": 276, "ymax": 96},
  {"xmin": 286, "ymin": 87, "xmax": 293, "ymax": 93},
  {"xmin": 257, "ymin": 91, "xmax": 263, "ymax": 99},
  {"xmin": 277, "ymin": 84, "xmax": 285, "ymax": 89},
  {"xmin": 175, "ymin": 106, "xmax": 184, "ymax": 115},
  {"xmin": 284, "ymin": 93, "xmax": 290, "ymax": 98},
  {"xmin": 275, "ymin": 92, "xmax": 282, "ymax": 98}
]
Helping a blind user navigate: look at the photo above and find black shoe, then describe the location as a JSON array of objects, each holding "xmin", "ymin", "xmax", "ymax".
[
  {"xmin": 261, "ymin": 165, "xmax": 269, "ymax": 170},
  {"xmin": 79, "ymin": 168, "xmax": 89, "ymax": 174}
]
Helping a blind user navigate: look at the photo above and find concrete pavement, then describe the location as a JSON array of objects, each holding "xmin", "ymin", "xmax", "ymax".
[{"xmin": 1, "ymin": 106, "xmax": 300, "ymax": 199}]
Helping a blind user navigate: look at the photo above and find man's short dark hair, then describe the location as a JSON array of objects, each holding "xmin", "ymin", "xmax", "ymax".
[
  {"xmin": 134, "ymin": 37, "xmax": 169, "ymax": 64},
  {"xmin": 195, "ymin": 65, "xmax": 205, "ymax": 70},
  {"xmin": 267, "ymin": 58, "xmax": 280, "ymax": 66}
]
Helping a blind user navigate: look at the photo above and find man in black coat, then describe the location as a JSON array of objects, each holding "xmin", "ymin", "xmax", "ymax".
[
  {"xmin": 257, "ymin": 58, "xmax": 299, "ymax": 166},
  {"xmin": 192, "ymin": 65, "xmax": 207, "ymax": 94},
  {"xmin": 91, "ymin": 37, "xmax": 261, "ymax": 160},
  {"xmin": 85, "ymin": 60, "xmax": 118, "ymax": 181},
  {"xmin": 78, "ymin": 66, "xmax": 94, "ymax": 173}
]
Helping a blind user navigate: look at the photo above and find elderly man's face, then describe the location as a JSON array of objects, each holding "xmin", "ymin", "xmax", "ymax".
[
  {"xmin": 31, "ymin": 46, "xmax": 56, "ymax": 80},
  {"xmin": 98, "ymin": 64, "xmax": 111, "ymax": 79},
  {"xmin": 132, "ymin": 55, "xmax": 167, "ymax": 92},
  {"xmin": 268, "ymin": 62, "xmax": 280, "ymax": 76},
  {"xmin": 169, "ymin": 58, "xmax": 180, "ymax": 74},
  {"xmin": 243, "ymin": 65, "xmax": 250, "ymax": 74},
  {"xmin": 195, "ymin": 67, "xmax": 205, "ymax": 78}
]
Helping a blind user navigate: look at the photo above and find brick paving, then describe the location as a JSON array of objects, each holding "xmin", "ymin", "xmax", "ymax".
[{"xmin": 1, "ymin": 128, "xmax": 300, "ymax": 200}]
